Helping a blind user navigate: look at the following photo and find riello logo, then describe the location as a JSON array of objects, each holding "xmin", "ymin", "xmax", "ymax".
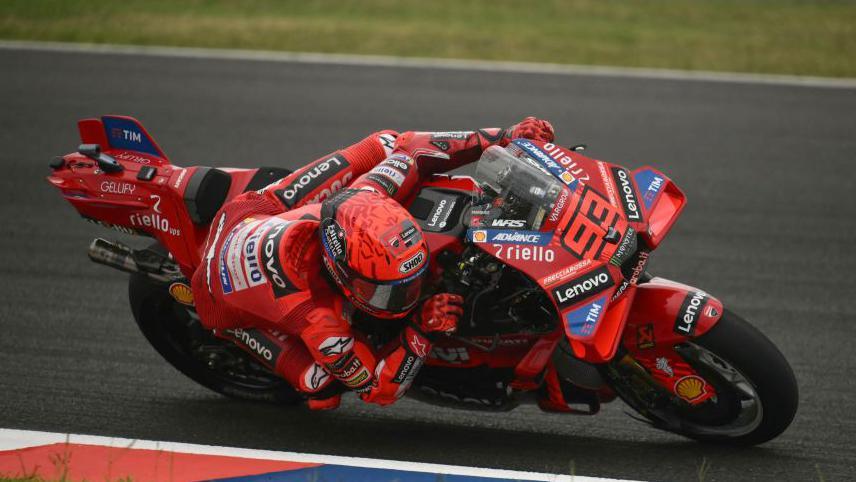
[{"xmin": 129, "ymin": 212, "xmax": 180, "ymax": 236}]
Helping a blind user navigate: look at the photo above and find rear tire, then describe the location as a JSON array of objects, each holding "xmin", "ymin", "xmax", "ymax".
[{"xmin": 128, "ymin": 245, "xmax": 301, "ymax": 405}]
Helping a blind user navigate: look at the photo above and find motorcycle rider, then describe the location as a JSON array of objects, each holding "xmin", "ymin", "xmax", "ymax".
[{"xmin": 189, "ymin": 117, "xmax": 555, "ymax": 409}]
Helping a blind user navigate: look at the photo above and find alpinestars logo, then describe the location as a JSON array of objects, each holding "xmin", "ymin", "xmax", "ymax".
[
  {"xmin": 275, "ymin": 155, "xmax": 349, "ymax": 207},
  {"xmin": 553, "ymin": 266, "xmax": 615, "ymax": 308},
  {"xmin": 319, "ymin": 336, "xmax": 354, "ymax": 356},
  {"xmin": 674, "ymin": 291, "xmax": 708, "ymax": 336},
  {"xmin": 612, "ymin": 167, "xmax": 642, "ymax": 221},
  {"xmin": 304, "ymin": 363, "xmax": 331, "ymax": 392}
]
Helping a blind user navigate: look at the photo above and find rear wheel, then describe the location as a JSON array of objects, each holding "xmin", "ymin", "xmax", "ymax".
[
  {"xmin": 128, "ymin": 245, "xmax": 301, "ymax": 404},
  {"xmin": 603, "ymin": 309, "xmax": 798, "ymax": 445}
]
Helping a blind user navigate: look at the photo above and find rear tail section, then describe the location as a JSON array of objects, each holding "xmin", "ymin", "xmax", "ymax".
[
  {"xmin": 47, "ymin": 115, "xmax": 291, "ymax": 277},
  {"xmin": 79, "ymin": 115, "xmax": 169, "ymax": 161}
]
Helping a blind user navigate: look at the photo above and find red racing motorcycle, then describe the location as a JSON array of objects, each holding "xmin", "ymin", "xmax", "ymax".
[{"xmin": 47, "ymin": 115, "xmax": 798, "ymax": 446}]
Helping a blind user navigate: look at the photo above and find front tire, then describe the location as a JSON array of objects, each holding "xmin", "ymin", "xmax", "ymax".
[{"xmin": 605, "ymin": 310, "xmax": 798, "ymax": 445}]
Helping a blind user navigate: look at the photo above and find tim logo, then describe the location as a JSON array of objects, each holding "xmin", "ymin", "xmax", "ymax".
[
  {"xmin": 561, "ymin": 186, "xmax": 622, "ymax": 259},
  {"xmin": 110, "ymin": 127, "xmax": 142, "ymax": 143}
]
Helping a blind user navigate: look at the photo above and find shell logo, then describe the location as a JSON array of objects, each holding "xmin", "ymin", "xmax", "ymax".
[
  {"xmin": 560, "ymin": 171, "xmax": 576, "ymax": 184},
  {"xmin": 168, "ymin": 282, "xmax": 195, "ymax": 306},
  {"xmin": 472, "ymin": 230, "xmax": 487, "ymax": 243},
  {"xmin": 674, "ymin": 375, "xmax": 706, "ymax": 402}
]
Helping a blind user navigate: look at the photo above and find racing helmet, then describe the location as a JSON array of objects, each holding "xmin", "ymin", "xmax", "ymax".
[{"xmin": 319, "ymin": 189, "xmax": 429, "ymax": 319}]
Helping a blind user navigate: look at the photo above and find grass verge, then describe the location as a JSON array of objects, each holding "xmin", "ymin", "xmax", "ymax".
[{"xmin": 0, "ymin": 0, "xmax": 855, "ymax": 77}]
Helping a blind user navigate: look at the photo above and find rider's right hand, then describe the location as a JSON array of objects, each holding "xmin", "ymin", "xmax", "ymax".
[{"xmin": 415, "ymin": 293, "xmax": 464, "ymax": 337}]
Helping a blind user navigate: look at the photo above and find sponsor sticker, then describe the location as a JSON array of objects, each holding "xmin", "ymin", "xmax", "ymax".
[
  {"xmin": 224, "ymin": 328, "xmax": 282, "ymax": 365},
  {"xmin": 99, "ymin": 181, "xmax": 135, "ymax": 195},
  {"xmin": 259, "ymin": 219, "xmax": 297, "ymax": 298},
  {"xmin": 409, "ymin": 334, "xmax": 428, "ymax": 358},
  {"xmin": 218, "ymin": 228, "xmax": 238, "ymax": 294},
  {"xmin": 494, "ymin": 245, "xmax": 555, "ymax": 262},
  {"xmin": 542, "ymin": 143, "xmax": 591, "ymax": 182},
  {"xmin": 168, "ymin": 282, "xmax": 194, "ymax": 306},
  {"xmin": 383, "ymin": 221, "xmax": 422, "ymax": 255},
  {"xmin": 275, "ymin": 155, "xmax": 350, "ymax": 207},
  {"xmin": 383, "ymin": 155, "xmax": 412, "ymax": 175},
  {"xmin": 370, "ymin": 165, "xmax": 407, "ymax": 187},
  {"xmin": 674, "ymin": 375, "xmax": 708, "ymax": 403},
  {"xmin": 392, "ymin": 353, "xmax": 422, "ymax": 384},
  {"xmin": 378, "ymin": 133, "xmax": 396, "ymax": 156},
  {"xmin": 490, "ymin": 218, "xmax": 527, "ymax": 228},
  {"xmin": 541, "ymin": 259, "xmax": 593, "ymax": 287},
  {"xmin": 430, "ymin": 131, "xmax": 472, "ymax": 140},
  {"xmin": 553, "ymin": 266, "xmax": 615, "ymax": 308},
  {"xmin": 319, "ymin": 336, "xmax": 354, "ymax": 356},
  {"xmin": 609, "ymin": 227, "xmax": 637, "ymax": 267},
  {"xmin": 634, "ymin": 168, "xmax": 665, "ymax": 211},
  {"xmin": 399, "ymin": 250, "xmax": 426, "ymax": 274},
  {"xmin": 102, "ymin": 116, "xmax": 162, "ymax": 157},
  {"xmin": 636, "ymin": 323, "xmax": 655, "ymax": 349},
  {"xmin": 564, "ymin": 295, "xmax": 607, "ymax": 337},
  {"xmin": 513, "ymin": 139, "xmax": 579, "ymax": 189},
  {"xmin": 612, "ymin": 167, "xmax": 642, "ymax": 222},
  {"xmin": 673, "ymin": 290, "xmax": 709, "ymax": 336},
  {"xmin": 304, "ymin": 363, "xmax": 331, "ymax": 392},
  {"xmin": 467, "ymin": 229, "xmax": 551, "ymax": 245},
  {"xmin": 365, "ymin": 173, "xmax": 398, "ymax": 196},
  {"xmin": 128, "ymin": 211, "xmax": 181, "ymax": 237},
  {"xmin": 426, "ymin": 198, "xmax": 456, "ymax": 231},
  {"xmin": 655, "ymin": 357, "xmax": 674, "ymax": 377},
  {"xmin": 322, "ymin": 219, "xmax": 347, "ymax": 261}
]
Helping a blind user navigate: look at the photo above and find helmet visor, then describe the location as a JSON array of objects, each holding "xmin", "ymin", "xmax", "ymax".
[{"xmin": 349, "ymin": 268, "xmax": 425, "ymax": 314}]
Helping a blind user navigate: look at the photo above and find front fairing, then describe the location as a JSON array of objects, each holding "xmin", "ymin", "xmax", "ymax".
[{"xmin": 466, "ymin": 140, "xmax": 685, "ymax": 362}]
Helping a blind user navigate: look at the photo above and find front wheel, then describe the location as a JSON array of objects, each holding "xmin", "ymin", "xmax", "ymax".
[{"xmin": 603, "ymin": 310, "xmax": 798, "ymax": 445}]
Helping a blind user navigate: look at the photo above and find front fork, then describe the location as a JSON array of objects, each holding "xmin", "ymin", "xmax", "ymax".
[{"xmin": 618, "ymin": 277, "xmax": 726, "ymax": 406}]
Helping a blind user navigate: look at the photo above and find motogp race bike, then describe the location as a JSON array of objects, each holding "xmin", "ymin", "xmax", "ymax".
[{"xmin": 47, "ymin": 116, "xmax": 798, "ymax": 445}]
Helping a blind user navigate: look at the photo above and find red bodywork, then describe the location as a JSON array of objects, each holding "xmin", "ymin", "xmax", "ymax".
[{"xmin": 47, "ymin": 116, "xmax": 726, "ymax": 407}]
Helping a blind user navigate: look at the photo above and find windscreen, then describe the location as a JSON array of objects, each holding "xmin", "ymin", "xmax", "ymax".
[{"xmin": 471, "ymin": 145, "xmax": 566, "ymax": 231}]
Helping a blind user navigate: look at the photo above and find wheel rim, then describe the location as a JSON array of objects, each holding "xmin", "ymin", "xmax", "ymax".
[{"xmin": 667, "ymin": 342, "xmax": 764, "ymax": 438}]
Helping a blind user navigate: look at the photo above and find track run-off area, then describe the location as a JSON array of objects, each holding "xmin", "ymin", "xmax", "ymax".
[{"xmin": 1, "ymin": 43, "xmax": 855, "ymax": 481}]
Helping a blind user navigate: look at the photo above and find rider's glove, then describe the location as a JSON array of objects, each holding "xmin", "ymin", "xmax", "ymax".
[
  {"xmin": 414, "ymin": 293, "xmax": 464, "ymax": 338},
  {"xmin": 507, "ymin": 116, "xmax": 555, "ymax": 143}
]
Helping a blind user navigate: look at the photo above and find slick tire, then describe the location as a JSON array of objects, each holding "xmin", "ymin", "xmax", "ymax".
[
  {"xmin": 128, "ymin": 244, "xmax": 301, "ymax": 405},
  {"xmin": 687, "ymin": 309, "xmax": 799, "ymax": 445}
]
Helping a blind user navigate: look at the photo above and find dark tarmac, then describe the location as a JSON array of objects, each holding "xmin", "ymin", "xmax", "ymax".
[{"xmin": 1, "ymin": 48, "xmax": 855, "ymax": 481}]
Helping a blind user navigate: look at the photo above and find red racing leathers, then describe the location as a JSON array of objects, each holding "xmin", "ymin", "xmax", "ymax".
[{"xmin": 189, "ymin": 118, "xmax": 554, "ymax": 407}]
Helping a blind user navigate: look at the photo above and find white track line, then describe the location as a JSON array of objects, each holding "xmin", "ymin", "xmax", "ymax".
[
  {"xmin": 0, "ymin": 428, "xmax": 640, "ymax": 482},
  {"xmin": 1, "ymin": 39, "xmax": 854, "ymax": 90}
]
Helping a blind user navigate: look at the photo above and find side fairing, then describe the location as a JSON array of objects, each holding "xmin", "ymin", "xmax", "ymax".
[{"xmin": 467, "ymin": 140, "xmax": 683, "ymax": 363}]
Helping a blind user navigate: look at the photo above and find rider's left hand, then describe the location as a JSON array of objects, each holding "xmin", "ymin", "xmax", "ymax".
[{"xmin": 507, "ymin": 116, "xmax": 555, "ymax": 143}]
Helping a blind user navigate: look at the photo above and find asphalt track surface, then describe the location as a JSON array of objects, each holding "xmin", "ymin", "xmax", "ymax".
[{"xmin": 1, "ymin": 47, "xmax": 855, "ymax": 481}]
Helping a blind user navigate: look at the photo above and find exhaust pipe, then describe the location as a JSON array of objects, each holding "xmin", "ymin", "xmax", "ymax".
[
  {"xmin": 88, "ymin": 238, "xmax": 139, "ymax": 273},
  {"xmin": 87, "ymin": 238, "xmax": 184, "ymax": 282}
]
